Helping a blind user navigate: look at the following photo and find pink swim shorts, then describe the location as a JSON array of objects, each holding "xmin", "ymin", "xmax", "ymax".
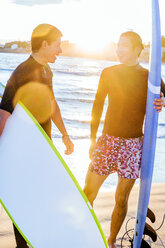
[{"xmin": 89, "ymin": 134, "xmax": 143, "ymax": 179}]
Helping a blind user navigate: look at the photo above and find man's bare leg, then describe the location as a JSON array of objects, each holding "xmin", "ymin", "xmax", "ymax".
[
  {"xmin": 83, "ymin": 169, "xmax": 108, "ymax": 206},
  {"xmin": 108, "ymin": 176, "xmax": 135, "ymax": 247}
]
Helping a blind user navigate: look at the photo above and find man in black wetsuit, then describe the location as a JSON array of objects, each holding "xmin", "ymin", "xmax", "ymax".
[
  {"xmin": 0, "ymin": 23, "xmax": 74, "ymax": 248},
  {"xmin": 83, "ymin": 31, "xmax": 165, "ymax": 248}
]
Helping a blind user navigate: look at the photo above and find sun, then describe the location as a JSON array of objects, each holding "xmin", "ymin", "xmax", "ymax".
[
  {"xmin": 76, "ymin": 37, "xmax": 108, "ymax": 54},
  {"xmin": 60, "ymin": 0, "xmax": 112, "ymax": 54}
]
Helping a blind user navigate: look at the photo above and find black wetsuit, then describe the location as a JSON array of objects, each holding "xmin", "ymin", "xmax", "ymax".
[
  {"xmin": 0, "ymin": 55, "xmax": 55, "ymax": 248},
  {"xmin": 0, "ymin": 55, "xmax": 54, "ymax": 138},
  {"xmin": 91, "ymin": 64, "xmax": 165, "ymax": 139}
]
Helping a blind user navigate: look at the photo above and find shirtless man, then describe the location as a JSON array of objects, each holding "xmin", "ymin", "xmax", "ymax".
[{"xmin": 83, "ymin": 31, "xmax": 165, "ymax": 248}]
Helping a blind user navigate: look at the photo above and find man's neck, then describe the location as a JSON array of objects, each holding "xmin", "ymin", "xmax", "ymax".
[
  {"xmin": 31, "ymin": 52, "xmax": 47, "ymax": 65},
  {"xmin": 124, "ymin": 58, "xmax": 139, "ymax": 66}
]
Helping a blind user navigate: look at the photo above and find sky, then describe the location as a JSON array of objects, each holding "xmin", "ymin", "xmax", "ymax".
[{"xmin": 0, "ymin": 0, "xmax": 165, "ymax": 51}]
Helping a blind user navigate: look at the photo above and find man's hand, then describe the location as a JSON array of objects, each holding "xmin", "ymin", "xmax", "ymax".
[
  {"xmin": 153, "ymin": 92, "xmax": 165, "ymax": 113},
  {"xmin": 89, "ymin": 139, "xmax": 96, "ymax": 159},
  {"xmin": 62, "ymin": 135, "xmax": 74, "ymax": 155}
]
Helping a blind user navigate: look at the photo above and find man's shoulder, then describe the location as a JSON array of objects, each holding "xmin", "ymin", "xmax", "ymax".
[
  {"xmin": 103, "ymin": 64, "xmax": 120, "ymax": 72},
  {"xmin": 104, "ymin": 64, "xmax": 148, "ymax": 75},
  {"xmin": 13, "ymin": 56, "xmax": 37, "ymax": 75},
  {"xmin": 138, "ymin": 64, "xmax": 148, "ymax": 73},
  {"xmin": 10, "ymin": 55, "xmax": 44, "ymax": 86},
  {"xmin": 101, "ymin": 64, "xmax": 123, "ymax": 78},
  {"xmin": 101, "ymin": 64, "xmax": 117, "ymax": 74}
]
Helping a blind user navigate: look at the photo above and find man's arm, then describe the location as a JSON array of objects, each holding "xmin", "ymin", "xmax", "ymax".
[
  {"xmin": 0, "ymin": 109, "xmax": 11, "ymax": 136},
  {"xmin": 0, "ymin": 77, "xmax": 16, "ymax": 114},
  {"xmin": 51, "ymin": 98, "xmax": 74, "ymax": 155},
  {"xmin": 90, "ymin": 69, "xmax": 108, "ymax": 158}
]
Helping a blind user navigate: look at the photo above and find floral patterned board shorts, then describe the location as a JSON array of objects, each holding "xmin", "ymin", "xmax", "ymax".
[{"xmin": 89, "ymin": 134, "xmax": 143, "ymax": 179}]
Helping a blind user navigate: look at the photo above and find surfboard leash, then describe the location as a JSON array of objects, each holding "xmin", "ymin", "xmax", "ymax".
[{"xmin": 120, "ymin": 210, "xmax": 165, "ymax": 247}]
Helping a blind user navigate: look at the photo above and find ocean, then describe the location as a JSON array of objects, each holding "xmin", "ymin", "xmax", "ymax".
[{"xmin": 0, "ymin": 52, "xmax": 165, "ymax": 191}]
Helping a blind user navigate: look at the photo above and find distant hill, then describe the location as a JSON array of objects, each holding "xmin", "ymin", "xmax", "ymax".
[{"xmin": 0, "ymin": 38, "xmax": 165, "ymax": 63}]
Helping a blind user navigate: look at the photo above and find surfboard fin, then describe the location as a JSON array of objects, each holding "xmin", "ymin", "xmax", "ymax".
[
  {"xmin": 130, "ymin": 238, "xmax": 151, "ymax": 248},
  {"xmin": 140, "ymin": 239, "xmax": 151, "ymax": 248},
  {"xmin": 143, "ymin": 222, "xmax": 157, "ymax": 242},
  {"xmin": 147, "ymin": 208, "xmax": 156, "ymax": 223}
]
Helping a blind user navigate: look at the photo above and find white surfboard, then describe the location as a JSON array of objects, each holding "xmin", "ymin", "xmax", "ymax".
[{"xmin": 0, "ymin": 102, "xmax": 107, "ymax": 248}]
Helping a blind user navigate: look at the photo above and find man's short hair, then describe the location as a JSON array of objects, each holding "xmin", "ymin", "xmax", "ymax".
[
  {"xmin": 120, "ymin": 31, "xmax": 144, "ymax": 56},
  {"xmin": 31, "ymin": 24, "xmax": 62, "ymax": 52}
]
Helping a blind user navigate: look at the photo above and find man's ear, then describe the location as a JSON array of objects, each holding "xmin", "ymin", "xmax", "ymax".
[
  {"xmin": 135, "ymin": 47, "xmax": 141, "ymax": 57},
  {"xmin": 41, "ymin": 40, "xmax": 48, "ymax": 49}
]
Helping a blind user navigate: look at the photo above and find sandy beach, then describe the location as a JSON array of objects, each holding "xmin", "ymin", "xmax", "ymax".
[
  {"xmin": 0, "ymin": 182, "xmax": 164, "ymax": 248},
  {"xmin": 95, "ymin": 182, "xmax": 165, "ymax": 247}
]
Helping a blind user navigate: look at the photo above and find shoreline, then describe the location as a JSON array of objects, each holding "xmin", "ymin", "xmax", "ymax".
[
  {"xmin": 0, "ymin": 49, "xmax": 149, "ymax": 63},
  {"xmin": 0, "ymin": 50, "xmax": 165, "ymax": 65}
]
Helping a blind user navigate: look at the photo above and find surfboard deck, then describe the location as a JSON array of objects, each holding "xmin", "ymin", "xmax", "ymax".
[
  {"xmin": 133, "ymin": 0, "xmax": 161, "ymax": 247},
  {"xmin": 0, "ymin": 102, "xmax": 107, "ymax": 248}
]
